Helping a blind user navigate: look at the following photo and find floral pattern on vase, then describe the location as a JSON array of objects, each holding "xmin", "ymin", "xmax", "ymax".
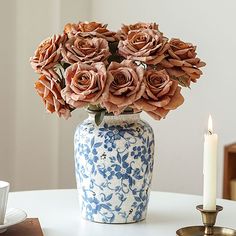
[{"xmin": 74, "ymin": 113, "xmax": 155, "ymax": 223}]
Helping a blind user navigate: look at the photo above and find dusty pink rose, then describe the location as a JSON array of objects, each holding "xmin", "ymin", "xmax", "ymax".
[
  {"xmin": 117, "ymin": 22, "xmax": 159, "ymax": 40},
  {"xmin": 30, "ymin": 34, "xmax": 67, "ymax": 81},
  {"xmin": 160, "ymin": 38, "xmax": 206, "ymax": 85},
  {"xmin": 64, "ymin": 21, "xmax": 116, "ymax": 42},
  {"xmin": 61, "ymin": 62, "xmax": 107, "ymax": 108},
  {"xmin": 102, "ymin": 60, "xmax": 145, "ymax": 115},
  {"xmin": 134, "ymin": 69, "xmax": 184, "ymax": 120},
  {"xmin": 61, "ymin": 36, "xmax": 110, "ymax": 65},
  {"xmin": 118, "ymin": 29, "xmax": 169, "ymax": 65},
  {"xmin": 35, "ymin": 75, "xmax": 71, "ymax": 119}
]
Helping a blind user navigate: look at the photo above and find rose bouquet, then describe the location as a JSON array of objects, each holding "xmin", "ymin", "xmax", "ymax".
[{"xmin": 30, "ymin": 21, "xmax": 205, "ymax": 125}]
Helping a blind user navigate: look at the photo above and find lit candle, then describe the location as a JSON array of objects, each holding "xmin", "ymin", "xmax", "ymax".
[{"xmin": 203, "ymin": 115, "xmax": 218, "ymax": 210}]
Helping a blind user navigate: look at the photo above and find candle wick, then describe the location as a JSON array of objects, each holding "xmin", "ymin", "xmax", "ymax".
[{"xmin": 208, "ymin": 130, "xmax": 212, "ymax": 135}]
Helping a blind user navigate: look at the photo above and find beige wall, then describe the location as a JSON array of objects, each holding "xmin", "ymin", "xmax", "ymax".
[
  {"xmin": 0, "ymin": 0, "xmax": 16, "ymax": 185},
  {"xmin": 0, "ymin": 0, "xmax": 90, "ymax": 191},
  {"xmin": 1, "ymin": 0, "xmax": 236, "ymax": 196}
]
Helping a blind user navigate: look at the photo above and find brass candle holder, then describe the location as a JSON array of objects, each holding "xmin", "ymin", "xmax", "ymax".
[{"xmin": 176, "ymin": 205, "xmax": 236, "ymax": 236}]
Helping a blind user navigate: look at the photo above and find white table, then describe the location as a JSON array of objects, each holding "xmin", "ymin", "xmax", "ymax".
[{"xmin": 8, "ymin": 190, "xmax": 236, "ymax": 236}]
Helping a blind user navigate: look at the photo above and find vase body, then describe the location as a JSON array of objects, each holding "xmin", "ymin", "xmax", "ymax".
[{"xmin": 74, "ymin": 113, "xmax": 155, "ymax": 223}]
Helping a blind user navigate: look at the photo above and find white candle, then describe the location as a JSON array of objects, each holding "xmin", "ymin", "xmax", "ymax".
[{"xmin": 203, "ymin": 115, "xmax": 218, "ymax": 210}]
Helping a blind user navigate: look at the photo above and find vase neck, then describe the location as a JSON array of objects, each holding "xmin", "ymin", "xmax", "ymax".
[{"xmin": 88, "ymin": 112, "xmax": 141, "ymax": 123}]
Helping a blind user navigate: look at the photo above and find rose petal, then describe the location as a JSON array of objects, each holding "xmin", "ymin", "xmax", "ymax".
[{"xmin": 164, "ymin": 86, "xmax": 184, "ymax": 110}]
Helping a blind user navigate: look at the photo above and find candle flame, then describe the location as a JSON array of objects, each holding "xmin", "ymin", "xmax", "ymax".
[{"xmin": 208, "ymin": 115, "xmax": 213, "ymax": 134}]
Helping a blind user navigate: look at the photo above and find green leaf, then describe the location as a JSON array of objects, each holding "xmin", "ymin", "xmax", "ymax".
[
  {"xmin": 107, "ymin": 54, "xmax": 124, "ymax": 64},
  {"xmin": 172, "ymin": 76, "xmax": 191, "ymax": 89},
  {"xmin": 59, "ymin": 68, "xmax": 66, "ymax": 88},
  {"xmin": 179, "ymin": 77, "xmax": 191, "ymax": 88},
  {"xmin": 60, "ymin": 62, "xmax": 70, "ymax": 70},
  {"xmin": 88, "ymin": 104, "xmax": 102, "ymax": 111},
  {"xmin": 108, "ymin": 41, "xmax": 119, "ymax": 54},
  {"xmin": 95, "ymin": 110, "xmax": 106, "ymax": 126}
]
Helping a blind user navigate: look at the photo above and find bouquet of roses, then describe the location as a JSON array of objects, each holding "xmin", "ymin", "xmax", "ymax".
[{"xmin": 30, "ymin": 21, "xmax": 205, "ymax": 124}]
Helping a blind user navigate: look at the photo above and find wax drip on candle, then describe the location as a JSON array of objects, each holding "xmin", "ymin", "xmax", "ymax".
[{"xmin": 208, "ymin": 115, "xmax": 213, "ymax": 135}]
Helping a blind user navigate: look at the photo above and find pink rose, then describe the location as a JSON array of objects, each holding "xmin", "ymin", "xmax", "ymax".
[
  {"xmin": 64, "ymin": 21, "xmax": 116, "ymax": 42},
  {"xmin": 160, "ymin": 38, "xmax": 206, "ymax": 85},
  {"xmin": 134, "ymin": 69, "xmax": 184, "ymax": 120},
  {"xmin": 61, "ymin": 36, "xmax": 110, "ymax": 65},
  {"xmin": 61, "ymin": 62, "xmax": 107, "ymax": 108},
  {"xmin": 30, "ymin": 34, "xmax": 67, "ymax": 81},
  {"xmin": 118, "ymin": 29, "xmax": 169, "ymax": 65},
  {"xmin": 102, "ymin": 60, "xmax": 145, "ymax": 115},
  {"xmin": 117, "ymin": 22, "xmax": 159, "ymax": 40},
  {"xmin": 35, "ymin": 75, "xmax": 71, "ymax": 119}
]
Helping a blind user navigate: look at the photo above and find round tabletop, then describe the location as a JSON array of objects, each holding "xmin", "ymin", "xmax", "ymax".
[{"xmin": 7, "ymin": 190, "xmax": 236, "ymax": 236}]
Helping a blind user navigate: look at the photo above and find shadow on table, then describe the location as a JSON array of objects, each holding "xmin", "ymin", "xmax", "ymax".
[{"xmin": 143, "ymin": 211, "xmax": 188, "ymax": 225}]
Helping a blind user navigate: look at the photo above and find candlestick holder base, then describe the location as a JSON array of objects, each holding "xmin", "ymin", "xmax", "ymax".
[{"xmin": 176, "ymin": 205, "xmax": 236, "ymax": 236}]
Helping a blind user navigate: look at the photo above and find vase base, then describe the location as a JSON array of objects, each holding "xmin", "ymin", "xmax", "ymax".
[{"xmin": 80, "ymin": 215, "xmax": 146, "ymax": 224}]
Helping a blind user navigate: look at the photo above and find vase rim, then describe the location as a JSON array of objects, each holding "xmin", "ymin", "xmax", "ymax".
[{"xmin": 85, "ymin": 108, "xmax": 141, "ymax": 116}]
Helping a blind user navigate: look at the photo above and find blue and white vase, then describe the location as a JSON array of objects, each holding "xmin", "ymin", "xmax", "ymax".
[{"xmin": 74, "ymin": 112, "xmax": 155, "ymax": 223}]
